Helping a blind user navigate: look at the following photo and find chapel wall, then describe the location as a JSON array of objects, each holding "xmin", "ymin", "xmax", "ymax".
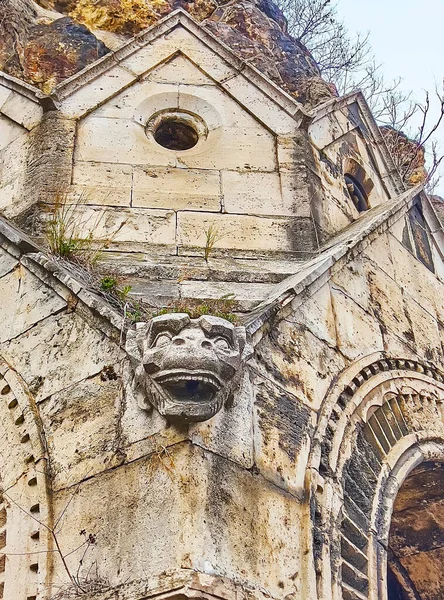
[
  {"xmin": 254, "ymin": 196, "xmax": 444, "ymax": 417},
  {"xmin": 66, "ymin": 57, "xmax": 317, "ymax": 258}
]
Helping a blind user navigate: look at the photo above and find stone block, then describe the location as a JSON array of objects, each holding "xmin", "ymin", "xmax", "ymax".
[
  {"xmin": 147, "ymin": 54, "xmax": 216, "ymax": 85},
  {"xmin": 362, "ymin": 231, "xmax": 395, "ymax": 280},
  {"xmin": 59, "ymin": 65, "xmax": 136, "ymax": 118},
  {"xmin": 72, "ymin": 161, "xmax": 132, "ymax": 207},
  {"xmin": 1, "ymin": 312, "xmax": 122, "ymax": 402},
  {"xmin": 177, "ymin": 212, "xmax": 314, "ymax": 253},
  {"xmin": 0, "ymin": 178, "xmax": 23, "ymax": 214},
  {"xmin": 331, "ymin": 257, "xmax": 369, "ymax": 311},
  {"xmin": 0, "ymin": 248, "xmax": 18, "ymax": 277},
  {"xmin": 75, "ymin": 116, "xmax": 158, "ymax": 165},
  {"xmin": 0, "ymin": 86, "xmax": 11, "ymax": 108},
  {"xmin": 222, "ymin": 171, "xmax": 284, "ymax": 216},
  {"xmin": 0, "ymin": 266, "xmax": 66, "ymax": 343},
  {"xmin": 0, "ymin": 91, "xmax": 43, "ymax": 130},
  {"xmin": 93, "ymin": 80, "xmax": 179, "ymax": 120},
  {"xmin": 253, "ymin": 378, "xmax": 313, "ymax": 492},
  {"xmin": 176, "ymin": 126, "xmax": 276, "ymax": 171},
  {"xmin": 133, "ymin": 166, "xmax": 221, "ymax": 211},
  {"xmin": 365, "ymin": 264, "xmax": 412, "ymax": 342},
  {"xmin": 0, "ymin": 114, "xmax": 26, "ymax": 152},
  {"xmin": 222, "ymin": 73, "xmax": 296, "ymax": 135},
  {"xmin": 2, "ymin": 133, "xmax": 28, "ymax": 185},
  {"xmin": 255, "ymin": 321, "xmax": 346, "ymax": 411},
  {"xmin": 291, "ymin": 281, "xmax": 337, "ymax": 346},
  {"xmin": 388, "ymin": 233, "xmax": 437, "ymax": 316},
  {"xmin": 330, "ymin": 286, "xmax": 383, "ymax": 360},
  {"xmin": 180, "ymin": 280, "xmax": 275, "ymax": 309},
  {"xmin": 72, "ymin": 161, "xmax": 132, "ymax": 191},
  {"xmin": 62, "ymin": 206, "xmax": 176, "ymax": 247},
  {"xmin": 120, "ymin": 27, "xmax": 235, "ymax": 82},
  {"xmin": 40, "ymin": 375, "xmax": 121, "ymax": 489},
  {"xmin": 403, "ymin": 296, "xmax": 442, "ymax": 363}
]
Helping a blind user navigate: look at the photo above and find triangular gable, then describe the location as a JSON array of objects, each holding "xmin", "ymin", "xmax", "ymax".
[
  {"xmin": 309, "ymin": 91, "xmax": 404, "ymax": 198},
  {"xmin": 50, "ymin": 9, "xmax": 307, "ymax": 135}
]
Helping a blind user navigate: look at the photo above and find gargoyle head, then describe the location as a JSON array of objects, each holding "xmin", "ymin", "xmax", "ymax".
[{"xmin": 126, "ymin": 313, "xmax": 250, "ymax": 423}]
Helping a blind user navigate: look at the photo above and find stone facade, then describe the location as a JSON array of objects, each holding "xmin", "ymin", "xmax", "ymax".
[{"xmin": 0, "ymin": 8, "xmax": 442, "ymax": 600}]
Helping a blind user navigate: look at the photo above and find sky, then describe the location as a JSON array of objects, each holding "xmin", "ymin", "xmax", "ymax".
[{"xmin": 336, "ymin": 0, "xmax": 444, "ymax": 195}]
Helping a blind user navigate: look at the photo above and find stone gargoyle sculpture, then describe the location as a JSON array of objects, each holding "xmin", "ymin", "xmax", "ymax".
[{"xmin": 126, "ymin": 313, "xmax": 251, "ymax": 423}]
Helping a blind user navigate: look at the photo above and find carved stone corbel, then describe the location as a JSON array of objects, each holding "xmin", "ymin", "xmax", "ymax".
[{"xmin": 126, "ymin": 313, "xmax": 251, "ymax": 423}]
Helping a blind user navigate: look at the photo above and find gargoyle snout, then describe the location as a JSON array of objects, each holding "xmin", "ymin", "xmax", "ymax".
[{"xmin": 172, "ymin": 334, "xmax": 213, "ymax": 350}]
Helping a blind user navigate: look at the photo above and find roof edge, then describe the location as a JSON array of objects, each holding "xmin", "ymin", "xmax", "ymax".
[
  {"xmin": 245, "ymin": 185, "xmax": 424, "ymax": 337},
  {"xmin": 0, "ymin": 71, "xmax": 43, "ymax": 103},
  {"xmin": 50, "ymin": 9, "xmax": 308, "ymax": 120},
  {"xmin": 0, "ymin": 217, "xmax": 126, "ymax": 340}
]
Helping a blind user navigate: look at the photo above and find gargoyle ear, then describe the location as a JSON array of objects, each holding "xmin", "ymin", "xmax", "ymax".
[{"xmin": 235, "ymin": 326, "xmax": 253, "ymax": 361}]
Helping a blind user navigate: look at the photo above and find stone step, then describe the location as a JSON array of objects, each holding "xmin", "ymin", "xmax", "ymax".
[{"xmin": 97, "ymin": 252, "xmax": 305, "ymax": 285}]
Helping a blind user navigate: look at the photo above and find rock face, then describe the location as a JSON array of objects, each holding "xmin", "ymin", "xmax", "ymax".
[
  {"xmin": 0, "ymin": 0, "xmax": 333, "ymax": 103},
  {"xmin": 381, "ymin": 126, "xmax": 427, "ymax": 187}
]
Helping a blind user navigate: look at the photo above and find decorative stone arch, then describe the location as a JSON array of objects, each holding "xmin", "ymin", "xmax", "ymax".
[
  {"xmin": 0, "ymin": 359, "xmax": 51, "ymax": 599},
  {"xmin": 307, "ymin": 353, "xmax": 444, "ymax": 600}
]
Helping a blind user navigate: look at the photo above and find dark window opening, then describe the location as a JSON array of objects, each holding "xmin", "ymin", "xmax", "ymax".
[
  {"xmin": 154, "ymin": 119, "xmax": 199, "ymax": 151},
  {"xmin": 344, "ymin": 173, "xmax": 369, "ymax": 212}
]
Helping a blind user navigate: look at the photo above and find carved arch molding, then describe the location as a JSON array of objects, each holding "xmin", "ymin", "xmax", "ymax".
[
  {"xmin": 309, "ymin": 357, "xmax": 444, "ymax": 600},
  {"xmin": 0, "ymin": 360, "xmax": 50, "ymax": 599}
]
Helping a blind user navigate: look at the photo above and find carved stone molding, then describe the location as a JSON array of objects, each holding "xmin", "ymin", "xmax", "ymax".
[{"xmin": 0, "ymin": 361, "xmax": 50, "ymax": 600}]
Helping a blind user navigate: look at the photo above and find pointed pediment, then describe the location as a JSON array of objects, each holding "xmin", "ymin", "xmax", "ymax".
[{"xmin": 51, "ymin": 9, "xmax": 305, "ymax": 134}]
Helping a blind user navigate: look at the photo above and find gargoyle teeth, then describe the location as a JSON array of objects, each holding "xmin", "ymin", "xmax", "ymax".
[{"xmin": 154, "ymin": 371, "xmax": 221, "ymax": 390}]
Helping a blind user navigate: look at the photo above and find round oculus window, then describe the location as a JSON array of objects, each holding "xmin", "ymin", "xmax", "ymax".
[
  {"xmin": 154, "ymin": 119, "xmax": 198, "ymax": 150},
  {"xmin": 146, "ymin": 110, "xmax": 207, "ymax": 151}
]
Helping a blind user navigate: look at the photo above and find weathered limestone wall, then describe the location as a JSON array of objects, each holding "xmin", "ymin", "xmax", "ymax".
[
  {"xmin": 62, "ymin": 42, "xmax": 316, "ymax": 259},
  {"xmin": 0, "ymin": 189, "xmax": 443, "ymax": 600},
  {"xmin": 254, "ymin": 195, "xmax": 444, "ymax": 417},
  {"xmin": 0, "ymin": 19, "xmax": 325, "ymax": 260},
  {"xmin": 250, "ymin": 193, "xmax": 444, "ymax": 600},
  {"xmin": 0, "ymin": 224, "xmax": 308, "ymax": 599}
]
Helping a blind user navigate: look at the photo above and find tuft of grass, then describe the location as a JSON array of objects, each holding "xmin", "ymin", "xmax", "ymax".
[
  {"xmin": 152, "ymin": 294, "xmax": 239, "ymax": 324},
  {"xmin": 44, "ymin": 189, "xmax": 117, "ymax": 265},
  {"xmin": 203, "ymin": 224, "xmax": 224, "ymax": 262}
]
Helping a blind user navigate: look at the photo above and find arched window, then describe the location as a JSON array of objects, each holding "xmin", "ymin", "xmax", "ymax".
[
  {"xmin": 309, "ymin": 358, "xmax": 444, "ymax": 600},
  {"xmin": 343, "ymin": 158, "xmax": 374, "ymax": 213},
  {"xmin": 345, "ymin": 173, "xmax": 369, "ymax": 212}
]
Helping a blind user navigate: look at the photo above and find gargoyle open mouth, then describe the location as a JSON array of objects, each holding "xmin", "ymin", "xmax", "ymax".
[{"xmin": 153, "ymin": 370, "xmax": 222, "ymax": 404}]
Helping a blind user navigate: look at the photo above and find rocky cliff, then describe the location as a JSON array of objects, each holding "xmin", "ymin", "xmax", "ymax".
[{"xmin": 0, "ymin": 0, "xmax": 334, "ymax": 104}]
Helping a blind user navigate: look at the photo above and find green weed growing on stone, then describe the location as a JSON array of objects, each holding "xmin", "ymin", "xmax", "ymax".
[
  {"xmin": 100, "ymin": 276, "xmax": 118, "ymax": 291},
  {"xmin": 45, "ymin": 189, "xmax": 109, "ymax": 265},
  {"xmin": 203, "ymin": 224, "xmax": 224, "ymax": 261},
  {"xmin": 152, "ymin": 294, "xmax": 239, "ymax": 324}
]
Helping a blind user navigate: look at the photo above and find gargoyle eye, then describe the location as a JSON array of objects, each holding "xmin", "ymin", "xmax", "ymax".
[
  {"xmin": 214, "ymin": 337, "xmax": 231, "ymax": 352},
  {"xmin": 152, "ymin": 332, "xmax": 172, "ymax": 348}
]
